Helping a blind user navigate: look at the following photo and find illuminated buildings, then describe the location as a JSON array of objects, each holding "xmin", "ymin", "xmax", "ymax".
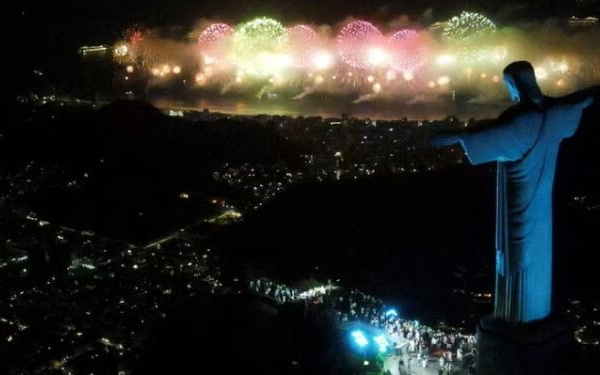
[
  {"xmin": 567, "ymin": 16, "xmax": 599, "ymax": 27},
  {"xmin": 79, "ymin": 45, "xmax": 109, "ymax": 56}
]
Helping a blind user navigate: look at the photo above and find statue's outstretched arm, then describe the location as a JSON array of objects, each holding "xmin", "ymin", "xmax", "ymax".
[
  {"xmin": 430, "ymin": 110, "xmax": 542, "ymax": 165},
  {"xmin": 429, "ymin": 118, "xmax": 506, "ymax": 149},
  {"xmin": 548, "ymin": 90, "xmax": 596, "ymax": 139},
  {"xmin": 428, "ymin": 133, "xmax": 461, "ymax": 147},
  {"xmin": 556, "ymin": 85, "xmax": 599, "ymax": 106}
]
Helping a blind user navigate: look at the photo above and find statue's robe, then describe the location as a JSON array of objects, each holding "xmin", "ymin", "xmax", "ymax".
[{"xmin": 458, "ymin": 97, "xmax": 590, "ymax": 323}]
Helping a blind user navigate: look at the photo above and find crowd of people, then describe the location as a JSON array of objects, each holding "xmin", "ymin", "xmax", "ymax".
[
  {"xmin": 248, "ymin": 278, "xmax": 299, "ymax": 304},
  {"xmin": 248, "ymin": 278, "xmax": 340, "ymax": 304},
  {"xmin": 248, "ymin": 278, "xmax": 477, "ymax": 374}
]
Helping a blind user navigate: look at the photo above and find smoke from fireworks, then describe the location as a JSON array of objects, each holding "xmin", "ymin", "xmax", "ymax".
[
  {"xmin": 286, "ymin": 25, "xmax": 319, "ymax": 68},
  {"xmin": 112, "ymin": 12, "xmax": 600, "ymax": 102}
]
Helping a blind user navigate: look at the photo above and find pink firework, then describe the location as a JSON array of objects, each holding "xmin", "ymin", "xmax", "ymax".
[
  {"xmin": 287, "ymin": 25, "xmax": 318, "ymax": 67},
  {"xmin": 337, "ymin": 20, "xmax": 384, "ymax": 69},
  {"xmin": 287, "ymin": 25, "xmax": 317, "ymax": 42},
  {"xmin": 389, "ymin": 29, "xmax": 425, "ymax": 73},
  {"xmin": 198, "ymin": 23, "xmax": 234, "ymax": 65},
  {"xmin": 127, "ymin": 30, "xmax": 145, "ymax": 46}
]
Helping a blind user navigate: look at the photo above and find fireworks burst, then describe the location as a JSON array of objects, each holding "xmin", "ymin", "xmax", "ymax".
[
  {"xmin": 125, "ymin": 28, "xmax": 146, "ymax": 46},
  {"xmin": 440, "ymin": 12, "xmax": 502, "ymax": 66},
  {"xmin": 389, "ymin": 29, "xmax": 425, "ymax": 74},
  {"xmin": 337, "ymin": 20, "xmax": 385, "ymax": 69},
  {"xmin": 113, "ymin": 14, "xmax": 600, "ymax": 98},
  {"xmin": 232, "ymin": 17, "xmax": 289, "ymax": 77},
  {"xmin": 113, "ymin": 27, "xmax": 149, "ymax": 66},
  {"xmin": 442, "ymin": 12, "xmax": 496, "ymax": 42},
  {"xmin": 198, "ymin": 23, "xmax": 234, "ymax": 65}
]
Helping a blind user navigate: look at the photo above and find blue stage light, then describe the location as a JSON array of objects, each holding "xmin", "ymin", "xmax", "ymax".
[{"xmin": 351, "ymin": 330, "xmax": 369, "ymax": 347}]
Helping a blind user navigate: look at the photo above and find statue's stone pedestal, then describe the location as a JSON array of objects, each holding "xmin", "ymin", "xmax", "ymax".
[{"xmin": 476, "ymin": 314, "xmax": 574, "ymax": 375}]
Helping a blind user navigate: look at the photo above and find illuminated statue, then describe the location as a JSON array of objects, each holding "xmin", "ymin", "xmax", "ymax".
[{"xmin": 431, "ymin": 61, "xmax": 595, "ymax": 323}]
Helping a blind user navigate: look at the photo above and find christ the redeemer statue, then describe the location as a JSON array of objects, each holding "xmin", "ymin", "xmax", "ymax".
[{"xmin": 431, "ymin": 61, "xmax": 595, "ymax": 324}]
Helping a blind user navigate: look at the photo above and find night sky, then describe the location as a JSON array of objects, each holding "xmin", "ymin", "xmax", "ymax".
[{"xmin": 6, "ymin": 0, "xmax": 596, "ymax": 47}]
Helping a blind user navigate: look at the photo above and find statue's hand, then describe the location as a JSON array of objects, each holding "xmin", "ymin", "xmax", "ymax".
[
  {"xmin": 429, "ymin": 133, "xmax": 460, "ymax": 147},
  {"xmin": 582, "ymin": 96, "xmax": 594, "ymax": 108}
]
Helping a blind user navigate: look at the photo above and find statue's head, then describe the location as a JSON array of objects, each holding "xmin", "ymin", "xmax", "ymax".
[{"xmin": 503, "ymin": 61, "xmax": 543, "ymax": 103}]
